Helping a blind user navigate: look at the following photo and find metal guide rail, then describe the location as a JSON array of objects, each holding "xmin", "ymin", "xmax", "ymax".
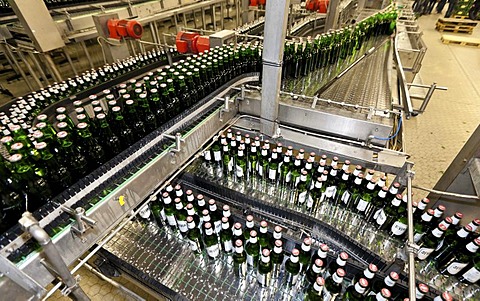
[
  {"xmin": 98, "ymin": 175, "xmax": 440, "ymax": 301},
  {"xmin": 0, "ymin": 75, "xmax": 255, "ymax": 298}
]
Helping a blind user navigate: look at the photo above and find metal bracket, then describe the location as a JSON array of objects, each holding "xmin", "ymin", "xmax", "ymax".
[
  {"xmin": 61, "ymin": 206, "xmax": 96, "ymax": 240},
  {"xmin": 164, "ymin": 133, "xmax": 185, "ymax": 153},
  {"xmin": 407, "ymin": 82, "xmax": 448, "ymax": 116},
  {"xmin": 60, "ymin": 275, "xmax": 81, "ymax": 297}
]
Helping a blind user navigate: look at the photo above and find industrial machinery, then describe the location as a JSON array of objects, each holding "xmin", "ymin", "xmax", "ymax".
[
  {"xmin": 107, "ymin": 19, "xmax": 144, "ymax": 40},
  {"xmin": 0, "ymin": 0, "xmax": 474, "ymax": 301}
]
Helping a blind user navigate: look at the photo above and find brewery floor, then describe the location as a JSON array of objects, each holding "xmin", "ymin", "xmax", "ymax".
[{"xmin": 1, "ymin": 7, "xmax": 478, "ymax": 301}]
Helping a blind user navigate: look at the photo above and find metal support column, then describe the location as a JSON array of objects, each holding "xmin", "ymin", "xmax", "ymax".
[
  {"xmin": 80, "ymin": 41, "xmax": 94, "ymax": 69},
  {"xmin": 241, "ymin": 0, "xmax": 249, "ymax": 24},
  {"xmin": 325, "ymin": 0, "xmax": 340, "ymax": 30},
  {"xmin": 44, "ymin": 52, "xmax": 62, "ymax": 82},
  {"xmin": 149, "ymin": 22, "xmax": 159, "ymax": 46},
  {"xmin": 212, "ymin": 5, "xmax": 217, "ymax": 31},
  {"xmin": 201, "ymin": 7, "xmax": 207, "ymax": 30},
  {"xmin": 27, "ymin": 52, "xmax": 49, "ymax": 85},
  {"xmin": 1, "ymin": 44, "xmax": 34, "ymax": 91},
  {"xmin": 17, "ymin": 50, "xmax": 42, "ymax": 89},
  {"xmin": 405, "ymin": 164, "xmax": 416, "ymax": 301},
  {"xmin": 260, "ymin": 0, "xmax": 290, "ymax": 136},
  {"xmin": 19, "ymin": 212, "xmax": 90, "ymax": 301},
  {"xmin": 63, "ymin": 46, "xmax": 77, "ymax": 76},
  {"xmin": 220, "ymin": 2, "xmax": 225, "ymax": 29}
]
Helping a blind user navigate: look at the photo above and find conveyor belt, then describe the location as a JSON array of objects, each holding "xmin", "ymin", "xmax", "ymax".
[{"xmin": 319, "ymin": 39, "xmax": 392, "ymax": 113}]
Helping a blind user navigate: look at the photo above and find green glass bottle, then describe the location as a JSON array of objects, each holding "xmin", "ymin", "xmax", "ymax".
[
  {"xmin": 203, "ymin": 222, "xmax": 220, "ymax": 260},
  {"xmin": 258, "ymin": 220, "xmax": 271, "ymax": 251},
  {"xmin": 222, "ymin": 142, "xmax": 233, "ymax": 177},
  {"xmin": 299, "ymin": 237, "xmax": 313, "ymax": 272},
  {"xmin": 233, "ymin": 239, "xmax": 247, "ymax": 279},
  {"xmin": 437, "ymin": 238, "xmax": 480, "ymax": 276},
  {"xmin": 295, "ymin": 170, "xmax": 310, "ymax": 208},
  {"xmin": 220, "ymin": 217, "xmax": 233, "ymax": 254},
  {"xmin": 56, "ymin": 131, "xmax": 89, "ymax": 179},
  {"xmin": 174, "ymin": 197, "xmax": 189, "ymax": 237},
  {"xmin": 110, "ymin": 106, "xmax": 135, "ymax": 148},
  {"xmin": 248, "ymin": 143, "xmax": 259, "ymax": 181},
  {"xmin": 8, "ymin": 153, "xmax": 52, "ymax": 209},
  {"xmin": 416, "ymin": 223, "xmax": 447, "ymax": 261},
  {"xmin": 364, "ymin": 288, "xmax": 391, "ymax": 301},
  {"xmin": 150, "ymin": 195, "xmax": 166, "ymax": 227},
  {"xmin": 243, "ymin": 215, "xmax": 255, "ymax": 241},
  {"xmin": 326, "ymin": 252, "xmax": 348, "ymax": 277},
  {"xmin": 186, "ymin": 216, "xmax": 203, "ymax": 255},
  {"xmin": 75, "ymin": 122, "xmax": 106, "ymax": 168},
  {"xmin": 304, "ymin": 276, "xmax": 325, "ymax": 301},
  {"xmin": 233, "ymin": 222, "xmax": 245, "ymax": 246},
  {"xmin": 412, "ymin": 209, "xmax": 435, "ymax": 243},
  {"xmin": 311, "ymin": 243, "xmax": 329, "ymax": 268},
  {"xmin": 323, "ymin": 268, "xmax": 346, "ymax": 301},
  {"xmin": 34, "ymin": 142, "xmax": 72, "ymax": 192},
  {"xmin": 246, "ymin": 230, "xmax": 260, "ymax": 270},
  {"xmin": 137, "ymin": 93, "xmax": 157, "ymax": 133},
  {"xmin": 208, "ymin": 199, "xmax": 222, "ymax": 233},
  {"xmin": 284, "ymin": 248, "xmax": 301, "ymax": 289},
  {"xmin": 123, "ymin": 98, "xmax": 146, "ymax": 140},
  {"xmin": 162, "ymin": 192, "xmax": 177, "ymax": 230},
  {"xmin": 375, "ymin": 195, "xmax": 403, "ymax": 231},
  {"xmin": 368, "ymin": 271, "xmax": 398, "ymax": 298},
  {"xmin": 257, "ymin": 248, "xmax": 273, "ymax": 287},
  {"xmin": 235, "ymin": 146, "xmax": 247, "ymax": 183},
  {"xmin": 342, "ymin": 278, "xmax": 368, "ymax": 301},
  {"xmin": 271, "ymin": 239, "xmax": 284, "ymax": 279},
  {"xmin": 148, "ymin": 88, "xmax": 166, "ymax": 124},
  {"xmin": 458, "ymin": 253, "xmax": 480, "ymax": 284},
  {"xmin": 96, "ymin": 113, "xmax": 121, "ymax": 158},
  {"xmin": 305, "ymin": 259, "xmax": 326, "ymax": 287}
]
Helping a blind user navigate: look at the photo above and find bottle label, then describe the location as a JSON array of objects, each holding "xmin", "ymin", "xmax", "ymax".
[
  {"xmin": 236, "ymin": 165, "xmax": 244, "ymax": 178},
  {"xmin": 390, "ymin": 221, "xmax": 407, "ymax": 236},
  {"xmin": 417, "ymin": 247, "xmax": 435, "ymax": 260},
  {"xmin": 373, "ymin": 208, "xmax": 382, "ymax": 220},
  {"xmin": 325, "ymin": 186, "xmax": 336, "ymax": 198},
  {"xmin": 285, "ymin": 171, "xmax": 292, "ymax": 183},
  {"xmin": 204, "ymin": 151, "xmax": 211, "ymax": 161},
  {"xmin": 298, "ymin": 191, "xmax": 308, "ymax": 204},
  {"xmin": 258, "ymin": 166, "xmax": 263, "ymax": 177},
  {"xmin": 160, "ymin": 209, "xmax": 166, "ymax": 221},
  {"xmin": 341, "ymin": 191, "xmax": 351, "ymax": 204},
  {"xmin": 223, "ymin": 240, "xmax": 233, "ymax": 252},
  {"xmin": 306, "ymin": 195, "xmax": 314, "ymax": 208},
  {"xmin": 213, "ymin": 151, "xmax": 221, "ymax": 161},
  {"xmin": 446, "ymin": 262, "xmax": 468, "ymax": 275},
  {"xmin": 206, "ymin": 245, "xmax": 220, "ymax": 258},
  {"xmin": 247, "ymin": 254, "xmax": 255, "ymax": 266},
  {"xmin": 376, "ymin": 210, "xmax": 387, "ymax": 225},
  {"xmin": 461, "ymin": 266, "xmax": 480, "ymax": 283},
  {"xmin": 356, "ymin": 199, "xmax": 369, "ymax": 212},
  {"xmin": 178, "ymin": 220, "xmax": 188, "ymax": 233},
  {"xmin": 139, "ymin": 206, "xmax": 151, "ymax": 219},
  {"xmin": 228, "ymin": 158, "xmax": 233, "ymax": 172},
  {"xmin": 166, "ymin": 215, "xmax": 177, "ymax": 227},
  {"xmin": 269, "ymin": 168, "xmax": 277, "ymax": 180},
  {"xmin": 189, "ymin": 240, "xmax": 198, "ymax": 252},
  {"xmin": 295, "ymin": 176, "xmax": 301, "ymax": 187},
  {"xmin": 214, "ymin": 221, "xmax": 222, "ymax": 233},
  {"xmin": 414, "ymin": 233, "xmax": 424, "ymax": 243},
  {"xmin": 435, "ymin": 239, "xmax": 444, "ymax": 251}
]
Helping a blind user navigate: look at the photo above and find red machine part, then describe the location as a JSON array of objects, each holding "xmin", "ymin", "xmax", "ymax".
[
  {"xmin": 107, "ymin": 19, "xmax": 144, "ymax": 40},
  {"xmin": 305, "ymin": 0, "xmax": 329, "ymax": 13},
  {"xmin": 176, "ymin": 31, "xmax": 210, "ymax": 54}
]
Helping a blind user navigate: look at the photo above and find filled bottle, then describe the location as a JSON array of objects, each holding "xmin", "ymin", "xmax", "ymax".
[
  {"xmin": 284, "ymin": 248, "xmax": 301, "ymax": 289},
  {"xmin": 304, "ymin": 276, "xmax": 325, "ymax": 301},
  {"xmin": 342, "ymin": 278, "xmax": 369, "ymax": 300},
  {"xmin": 257, "ymin": 248, "xmax": 273, "ymax": 287},
  {"xmin": 203, "ymin": 222, "xmax": 220, "ymax": 260},
  {"xmin": 233, "ymin": 239, "xmax": 247, "ymax": 279},
  {"xmin": 246, "ymin": 230, "xmax": 260, "ymax": 270},
  {"xmin": 322, "ymin": 268, "xmax": 346, "ymax": 301}
]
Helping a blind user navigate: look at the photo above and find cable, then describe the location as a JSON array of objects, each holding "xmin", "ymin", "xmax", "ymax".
[{"xmin": 373, "ymin": 116, "xmax": 402, "ymax": 141}]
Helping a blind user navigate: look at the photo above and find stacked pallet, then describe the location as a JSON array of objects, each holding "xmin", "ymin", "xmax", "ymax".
[
  {"xmin": 441, "ymin": 34, "xmax": 480, "ymax": 47},
  {"xmin": 435, "ymin": 17, "xmax": 478, "ymax": 34}
]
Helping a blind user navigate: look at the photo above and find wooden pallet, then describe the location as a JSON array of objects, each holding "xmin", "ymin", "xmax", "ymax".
[
  {"xmin": 437, "ymin": 17, "xmax": 479, "ymax": 27},
  {"xmin": 441, "ymin": 34, "xmax": 480, "ymax": 47},
  {"xmin": 436, "ymin": 23, "xmax": 474, "ymax": 34}
]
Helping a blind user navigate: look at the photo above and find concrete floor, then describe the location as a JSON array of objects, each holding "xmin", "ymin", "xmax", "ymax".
[
  {"xmin": 404, "ymin": 13, "xmax": 480, "ymax": 198},
  {"xmin": 0, "ymin": 7, "xmax": 476, "ymax": 301}
]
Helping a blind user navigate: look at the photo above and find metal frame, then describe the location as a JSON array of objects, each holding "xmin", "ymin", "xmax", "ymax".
[{"xmin": 0, "ymin": 76, "xmax": 254, "ymax": 299}]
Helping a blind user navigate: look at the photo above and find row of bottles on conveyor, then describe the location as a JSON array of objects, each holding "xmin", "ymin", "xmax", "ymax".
[
  {"xmin": 0, "ymin": 42, "xmax": 262, "ymax": 234},
  {"xmin": 140, "ymin": 182, "xmax": 455, "ymax": 301},
  {"xmin": 197, "ymin": 130, "xmax": 480, "ymax": 289},
  {"xmin": 281, "ymin": 9, "xmax": 397, "ymax": 87}
]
